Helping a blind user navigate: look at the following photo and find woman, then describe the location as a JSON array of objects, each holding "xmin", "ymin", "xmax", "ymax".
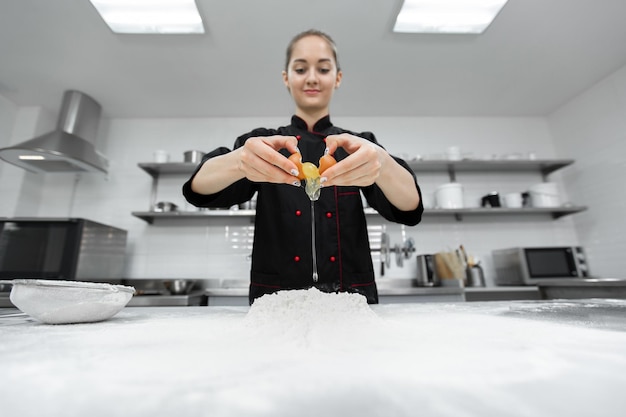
[{"xmin": 183, "ymin": 29, "xmax": 423, "ymax": 304}]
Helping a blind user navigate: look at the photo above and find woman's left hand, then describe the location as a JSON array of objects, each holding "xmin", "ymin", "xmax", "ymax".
[
  {"xmin": 322, "ymin": 133, "xmax": 385, "ymax": 187},
  {"xmin": 323, "ymin": 133, "xmax": 420, "ymax": 211}
]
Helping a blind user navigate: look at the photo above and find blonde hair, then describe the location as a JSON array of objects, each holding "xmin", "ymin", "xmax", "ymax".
[{"xmin": 284, "ymin": 29, "xmax": 341, "ymax": 71}]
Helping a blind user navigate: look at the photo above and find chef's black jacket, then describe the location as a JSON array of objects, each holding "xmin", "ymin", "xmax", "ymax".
[{"xmin": 183, "ymin": 115, "xmax": 423, "ymax": 304}]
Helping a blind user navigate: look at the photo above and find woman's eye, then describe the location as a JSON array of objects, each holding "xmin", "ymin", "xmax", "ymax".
[
  {"xmin": 319, "ymin": 68, "xmax": 331, "ymax": 74},
  {"xmin": 294, "ymin": 68, "xmax": 306, "ymax": 74}
]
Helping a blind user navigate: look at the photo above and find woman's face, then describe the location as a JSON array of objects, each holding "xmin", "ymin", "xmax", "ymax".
[{"xmin": 283, "ymin": 35, "xmax": 342, "ymax": 116}]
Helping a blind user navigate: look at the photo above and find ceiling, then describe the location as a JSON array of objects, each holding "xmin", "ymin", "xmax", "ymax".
[{"xmin": 1, "ymin": 0, "xmax": 626, "ymax": 119}]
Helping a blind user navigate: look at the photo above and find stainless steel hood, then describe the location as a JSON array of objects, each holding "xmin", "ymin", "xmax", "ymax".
[{"xmin": 0, "ymin": 90, "xmax": 108, "ymax": 174}]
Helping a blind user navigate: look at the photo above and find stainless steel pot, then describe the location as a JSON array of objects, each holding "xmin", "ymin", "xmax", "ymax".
[
  {"xmin": 183, "ymin": 150, "xmax": 205, "ymax": 164},
  {"xmin": 153, "ymin": 201, "xmax": 178, "ymax": 212}
]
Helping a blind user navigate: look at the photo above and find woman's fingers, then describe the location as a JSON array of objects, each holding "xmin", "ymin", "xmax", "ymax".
[
  {"xmin": 322, "ymin": 134, "xmax": 383, "ymax": 187},
  {"xmin": 240, "ymin": 136, "xmax": 301, "ymax": 185}
]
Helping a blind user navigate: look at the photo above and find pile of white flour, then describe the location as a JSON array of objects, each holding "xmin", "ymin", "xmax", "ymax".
[
  {"xmin": 246, "ymin": 287, "xmax": 376, "ymax": 323},
  {"xmin": 244, "ymin": 288, "xmax": 381, "ymax": 343}
]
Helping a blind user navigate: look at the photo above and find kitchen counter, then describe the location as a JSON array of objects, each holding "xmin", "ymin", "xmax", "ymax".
[
  {"xmin": 538, "ymin": 278, "xmax": 626, "ymax": 299},
  {"xmin": 2, "ymin": 299, "xmax": 626, "ymax": 417}
]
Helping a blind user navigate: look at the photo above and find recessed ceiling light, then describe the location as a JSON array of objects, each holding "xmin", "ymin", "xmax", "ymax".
[
  {"xmin": 89, "ymin": 0, "xmax": 205, "ymax": 34},
  {"xmin": 393, "ymin": 0, "xmax": 509, "ymax": 34}
]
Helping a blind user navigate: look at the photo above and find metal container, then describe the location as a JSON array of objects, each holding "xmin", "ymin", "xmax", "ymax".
[
  {"xmin": 153, "ymin": 201, "xmax": 178, "ymax": 212},
  {"xmin": 414, "ymin": 254, "xmax": 440, "ymax": 286},
  {"xmin": 183, "ymin": 150, "xmax": 205, "ymax": 164},
  {"xmin": 466, "ymin": 265, "xmax": 486, "ymax": 287},
  {"xmin": 164, "ymin": 279, "xmax": 196, "ymax": 295}
]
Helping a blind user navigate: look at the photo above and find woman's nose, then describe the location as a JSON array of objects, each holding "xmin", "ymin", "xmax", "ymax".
[{"xmin": 305, "ymin": 70, "xmax": 318, "ymax": 85}]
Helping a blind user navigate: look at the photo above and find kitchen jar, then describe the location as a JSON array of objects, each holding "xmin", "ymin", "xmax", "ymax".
[
  {"xmin": 529, "ymin": 182, "xmax": 561, "ymax": 207},
  {"xmin": 502, "ymin": 192, "xmax": 523, "ymax": 208},
  {"xmin": 435, "ymin": 183, "xmax": 464, "ymax": 209}
]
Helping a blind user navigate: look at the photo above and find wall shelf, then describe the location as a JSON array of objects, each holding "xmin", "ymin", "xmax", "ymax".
[
  {"xmin": 138, "ymin": 162, "xmax": 197, "ymax": 178},
  {"xmin": 132, "ymin": 206, "xmax": 587, "ymax": 224},
  {"xmin": 133, "ymin": 158, "xmax": 585, "ymax": 223},
  {"xmin": 407, "ymin": 158, "xmax": 574, "ymax": 181}
]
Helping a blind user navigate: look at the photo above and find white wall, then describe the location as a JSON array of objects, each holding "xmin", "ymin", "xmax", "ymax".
[
  {"xmin": 548, "ymin": 64, "xmax": 626, "ymax": 278},
  {"xmin": 0, "ymin": 101, "xmax": 56, "ymax": 217},
  {"xmin": 0, "ymin": 95, "xmax": 17, "ymax": 215}
]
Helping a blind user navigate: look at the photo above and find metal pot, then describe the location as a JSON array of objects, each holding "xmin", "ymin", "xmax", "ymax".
[
  {"xmin": 164, "ymin": 279, "xmax": 196, "ymax": 295},
  {"xmin": 183, "ymin": 150, "xmax": 205, "ymax": 164},
  {"xmin": 153, "ymin": 201, "xmax": 178, "ymax": 212}
]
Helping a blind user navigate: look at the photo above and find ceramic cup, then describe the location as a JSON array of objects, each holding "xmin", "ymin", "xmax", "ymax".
[
  {"xmin": 154, "ymin": 150, "xmax": 170, "ymax": 163},
  {"xmin": 446, "ymin": 146, "xmax": 462, "ymax": 161},
  {"xmin": 503, "ymin": 192, "xmax": 523, "ymax": 208}
]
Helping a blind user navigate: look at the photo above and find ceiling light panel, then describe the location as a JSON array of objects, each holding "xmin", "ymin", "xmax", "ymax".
[
  {"xmin": 394, "ymin": 0, "xmax": 509, "ymax": 34},
  {"xmin": 89, "ymin": 0, "xmax": 205, "ymax": 34}
]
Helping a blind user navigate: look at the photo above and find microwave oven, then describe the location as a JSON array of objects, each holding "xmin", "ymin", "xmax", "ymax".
[
  {"xmin": 0, "ymin": 218, "xmax": 127, "ymax": 281},
  {"xmin": 492, "ymin": 246, "xmax": 590, "ymax": 285}
]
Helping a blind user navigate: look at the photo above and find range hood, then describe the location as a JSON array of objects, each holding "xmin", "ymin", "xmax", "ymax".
[{"xmin": 0, "ymin": 90, "xmax": 109, "ymax": 174}]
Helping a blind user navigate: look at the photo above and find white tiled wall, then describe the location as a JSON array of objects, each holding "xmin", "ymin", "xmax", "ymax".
[
  {"xmin": 548, "ymin": 65, "xmax": 626, "ymax": 278},
  {"xmin": 0, "ymin": 108, "xmax": 584, "ymax": 286}
]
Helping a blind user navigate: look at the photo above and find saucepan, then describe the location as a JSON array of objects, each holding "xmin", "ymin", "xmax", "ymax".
[
  {"xmin": 0, "ymin": 279, "xmax": 135, "ymax": 324},
  {"xmin": 153, "ymin": 201, "xmax": 178, "ymax": 212}
]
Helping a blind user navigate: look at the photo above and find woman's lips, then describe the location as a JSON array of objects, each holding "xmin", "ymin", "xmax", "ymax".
[{"xmin": 304, "ymin": 89, "xmax": 320, "ymax": 95}]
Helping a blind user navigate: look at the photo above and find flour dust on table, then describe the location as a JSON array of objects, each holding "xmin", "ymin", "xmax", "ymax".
[{"xmin": 1, "ymin": 294, "xmax": 626, "ymax": 417}]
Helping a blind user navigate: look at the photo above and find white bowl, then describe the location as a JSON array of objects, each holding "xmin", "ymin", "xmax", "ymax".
[{"xmin": 5, "ymin": 279, "xmax": 135, "ymax": 324}]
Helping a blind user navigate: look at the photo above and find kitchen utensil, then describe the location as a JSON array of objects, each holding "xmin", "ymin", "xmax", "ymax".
[
  {"xmin": 459, "ymin": 245, "xmax": 469, "ymax": 265},
  {"xmin": 0, "ymin": 279, "xmax": 134, "ymax": 324},
  {"xmin": 435, "ymin": 183, "xmax": 463, "ymax": 208},
  {"xmin": 415, "ymin": 254, "xmax": 440, "ymax": 286},
  {"xmin": 163, "ymin": 279, "xmax": 196, "ymax": 295},
  {"xmin": 183, "ymin": 150, "xmax": 205, "ymax": 163},
  {"xmin": 466, "ymin": 265, "xmax": 485, "ymax": 287},
  {"xmin": 481, "ymin": 192, "xmax": 501, "ymax": 207},
  {"xmin": 153, "ymin": 201, "xmax": 178, "ymax": 212},
  {"xmin": 529, "ymin": 182, "xmax": 561, "ymax": 207}
]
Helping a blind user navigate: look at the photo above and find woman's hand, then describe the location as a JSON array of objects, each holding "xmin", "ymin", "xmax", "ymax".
[
  {"xmin": 238, "ymin": 135, "xmax": 302, "ymax": 185},
  {"xmin": 322, "ymin": 133, "xmax": 385, "ymax": 187},
  {"xmin": 190, "ymin": 135, "xmax": 301, "ymax": 195},
  {"xmin": 323, "ymin": 133, "xmax": 420, "ymax": 211}
]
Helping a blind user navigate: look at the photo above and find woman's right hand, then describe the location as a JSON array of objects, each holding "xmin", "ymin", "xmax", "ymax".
[
  {"xmin": 237, "ymin": 135, "xmax": 301, "ymax": 186},
  {"xmin": 191, "ymin": 135, "xmax": 301, "ymax": 195}
]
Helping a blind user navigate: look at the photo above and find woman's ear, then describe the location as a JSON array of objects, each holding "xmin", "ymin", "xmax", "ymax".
[
  {"xmin": 282, "ymin": 70, "xmax": 290, "ymax": 90},
  {"xmin": 335, "ymin": 70, "xmax": 343, "ymax": 89}
]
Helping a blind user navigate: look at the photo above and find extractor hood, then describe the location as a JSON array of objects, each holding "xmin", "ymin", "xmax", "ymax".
[{"xmin": 0, "ymin": 90, "xmax": 109, "ymax": 174}]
